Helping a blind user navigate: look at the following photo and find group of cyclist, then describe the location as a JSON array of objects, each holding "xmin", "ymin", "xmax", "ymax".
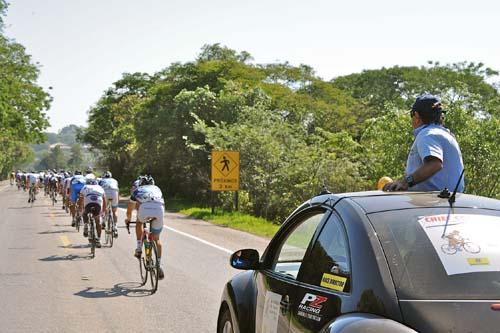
[{"xmin": 11, "ymin": 168, "xmax": 165, "ymax": 279}]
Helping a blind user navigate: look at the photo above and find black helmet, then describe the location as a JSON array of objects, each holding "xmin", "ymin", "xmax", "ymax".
[
  {"xmin": 103, "ymin": 171, "xmax": 112, "ymax": 178},
  {"xmin": 74, "ymin": 170, "xmax": 82, "ymax": 175},
  {"xmin": 140, "ymin": 175, "xmax": 155, "ymax": 186}
]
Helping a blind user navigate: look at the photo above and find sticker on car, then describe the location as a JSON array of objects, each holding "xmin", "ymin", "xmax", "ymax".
[
  {"xmin": 320, "ymin": 273, "xmax": 347, "ymax": 291},
  {"xmin": 418, "ymin": 214, "xmax": 500, "ymax": 275},
  {"xmin": 261, "ymin": 291, "xmax": 281, "ymax": 333}
]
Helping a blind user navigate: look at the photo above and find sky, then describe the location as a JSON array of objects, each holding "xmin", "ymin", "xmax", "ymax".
[{"xmin": 4, "ymin": 0, "xmax": 500, "ymax": 132}]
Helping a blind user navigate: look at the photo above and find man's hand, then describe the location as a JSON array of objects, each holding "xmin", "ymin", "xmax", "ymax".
[{"xmin": 383, "ymin": 179, "xmax": 409, "ymax": 191}]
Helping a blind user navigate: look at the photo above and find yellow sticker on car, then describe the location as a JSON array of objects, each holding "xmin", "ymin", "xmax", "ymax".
[
  {"xmin": 467, "ymin": 257, "xmax": 490, "ymax": 265},
  {"xmin": 320, "ymin": 273, "xmax": 347, "ymax": 291}
]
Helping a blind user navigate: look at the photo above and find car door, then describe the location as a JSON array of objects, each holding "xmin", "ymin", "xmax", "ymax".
[
  {"xmin": 255, "ymin": 208, "xmax": 329, "ymax": 333},
  {"xmin": 289, "ymin": 212, "xmax": 352, "ymax": 332}
]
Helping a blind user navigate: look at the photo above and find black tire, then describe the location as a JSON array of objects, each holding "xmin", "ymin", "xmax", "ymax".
[
  {"xmin": 90, "ymin": 216, "xmax": 95, "ymax": 258},
  {"xmin": 218, "ymin": 307, "xmax": 234, "ymax": 333},
  {"xmin": 149, "ymin": 241, "xmax": 159, "ymax": 294},
  {"xmin": 104, "ymin": 214, "xmax": 111, "ymax": 246},
  {"xmin": 76, "ymin": 214, "xmax": 80, "ymax": 232},
  {"xmin": 108, "ymin": 212, "xmax": 114, "ymax": 247},
  {"xmin": 139, "ymin": 249, "xmax": 148, "ymax": 286}
]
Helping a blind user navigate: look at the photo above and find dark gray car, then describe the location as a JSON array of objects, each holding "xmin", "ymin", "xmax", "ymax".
[{"xmin": 218, "ymin": 191, "xmax": 500, "ymax": 333}]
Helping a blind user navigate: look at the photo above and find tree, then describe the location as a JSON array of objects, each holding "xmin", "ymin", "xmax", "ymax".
[
  {"xmin": 67, "ymin": 144, "xmax": 84, "ymax": 170},
  {"xmin": 0, "ymin": 2, "xmax": 51, "ymax": 176}
]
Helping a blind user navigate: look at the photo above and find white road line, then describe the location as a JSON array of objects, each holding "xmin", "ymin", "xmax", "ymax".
[
  {"xmin": 118, "ymin": 207, "xmax": 234, "ymax": 254},
  {"xmin": 164, "ymin": 225, "xmax": 234, "ymax": 254}
]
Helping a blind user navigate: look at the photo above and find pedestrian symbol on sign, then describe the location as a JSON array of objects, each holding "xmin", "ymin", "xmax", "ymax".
[
  {"xmin": 221, "ymin": 156, "xmax": 230, "ymax": 172},
  {"xmin": 211, "ymin": 151, "xmax": 240, "ymax": 191}
]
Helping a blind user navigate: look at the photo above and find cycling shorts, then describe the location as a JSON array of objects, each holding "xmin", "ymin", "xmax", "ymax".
[
  {"xmin": 105, "ymin": 189, "xmax": 119, "ymax": 208},
  {"xmin": 70, "ymin": 183, "xmax": 85, "ymax": 203},
  {"xmin": 83, "ymin": 203, "xmax": 101, "ymax": 224},
  {"xmin": 137, "ymin": 202, "xmax": 164, "ymax": 236}
]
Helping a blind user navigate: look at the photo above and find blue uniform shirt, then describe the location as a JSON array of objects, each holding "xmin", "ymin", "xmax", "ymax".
[{"xmin": 405, "ymin": 124, "xmax": 464, "ymax": 192}]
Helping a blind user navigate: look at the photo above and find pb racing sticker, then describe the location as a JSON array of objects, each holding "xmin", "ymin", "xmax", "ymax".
[
  {"xmin": 320, "ymin": 273, "xmax": 347, "ymax": 292},
  {"xmin": 297, "ymin": 293, "xmax": 327, "ymax": 322}
]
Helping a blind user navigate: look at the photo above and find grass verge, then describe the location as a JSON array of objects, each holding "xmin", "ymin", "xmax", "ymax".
[{"xmin": 179, "ymin": 207, "xmax": 280, "ymax": 239}]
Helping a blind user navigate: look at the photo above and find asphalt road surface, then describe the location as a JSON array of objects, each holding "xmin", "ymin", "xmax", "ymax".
[{"xmin": 0, "ymin": 182, "xmax": 269, "ymax": 332}]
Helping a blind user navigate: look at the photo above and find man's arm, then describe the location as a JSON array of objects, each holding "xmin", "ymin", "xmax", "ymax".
[{"xmin": 384, "ymin": 157, "xmax": 442, "ymax": 191}]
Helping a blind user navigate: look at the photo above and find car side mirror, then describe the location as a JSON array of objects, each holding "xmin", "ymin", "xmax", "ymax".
[{"xmin": 230, "ymin": 249, "xmax": 260, "ymax": 270}]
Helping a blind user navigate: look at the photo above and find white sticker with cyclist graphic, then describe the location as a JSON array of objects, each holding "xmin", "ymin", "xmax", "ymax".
[{"xmin": 418, "ymin": 214, "xmax": 500, "ymax": 275}]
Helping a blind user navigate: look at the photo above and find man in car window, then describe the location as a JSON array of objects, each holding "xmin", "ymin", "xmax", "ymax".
[{"xmin": 384, "ymin": 94, "xmax": 464, "ymax": 192}]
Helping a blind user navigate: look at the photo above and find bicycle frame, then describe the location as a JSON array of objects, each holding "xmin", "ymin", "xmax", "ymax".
[{"xmin": 126, "ymin": 218, "xmax": 160, "ymax": 293}]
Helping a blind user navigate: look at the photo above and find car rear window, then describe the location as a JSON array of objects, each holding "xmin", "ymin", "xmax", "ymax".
[{"xmin": 368, "ymin": 207, "xmax": 500, "ymax": 300}]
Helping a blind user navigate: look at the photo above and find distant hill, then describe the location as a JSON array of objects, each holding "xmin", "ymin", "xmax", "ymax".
[{"xmin": 32, "ymin": 125, "xmax": 82, "ymax": 152}]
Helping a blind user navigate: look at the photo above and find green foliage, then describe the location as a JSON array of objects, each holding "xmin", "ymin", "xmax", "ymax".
[
  {"xmin": 180, "ymin": 207, "xmax": 279, "ymax": 238},
  {"xmin": 0, "ymin": 4, "xmax": 51, "ymax": 176},
  {"xmin": 83, "ymin": 44, "xmax": 500, "ymax": 224},
  {"xmin": 37, "ymin": 144, "xmax": 67, "ymax": 170}
]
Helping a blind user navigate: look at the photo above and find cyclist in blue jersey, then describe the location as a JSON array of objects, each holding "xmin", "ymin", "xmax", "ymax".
[{"xmin": 69, "ymin": 171, "xmax": 86, "ymax": 226}]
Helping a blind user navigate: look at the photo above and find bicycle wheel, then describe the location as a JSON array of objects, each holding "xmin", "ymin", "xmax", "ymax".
[
  {"xmin": 108, "ymin": 211, "xmax": 114, "ymax": 247},
  {"xmin": 75, "ymin": 213, "xmax": 80, "ymax": 232},
  {"xmin": 464, "ymin": 242, "xmax": 481, "ymax": 254},
  {"xmin": 30, "ymin": 191, "xmax": 34, "ymax": 207},
  {"xmin": 441, "ymin": 243, "xmax": 457, "ymax": 255},
  {"xmin": 149, "ymin": 241, "xmax": 159, "ymax": 294},
  {"xmin": 104, "ymin": 213, "xmax": 111, "ymax": 246},
  {"xmin": 139, "ymin": 245, "xmax": 148, "ymax": 286},
  {"xmin": 90, "ymin": 217, "xmax": 96, "ymax": 258}
]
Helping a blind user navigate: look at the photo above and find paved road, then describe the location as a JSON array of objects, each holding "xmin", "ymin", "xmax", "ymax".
[{"xmin": 0, "ymin": 182, "xmax": 269, "ymax": 332}]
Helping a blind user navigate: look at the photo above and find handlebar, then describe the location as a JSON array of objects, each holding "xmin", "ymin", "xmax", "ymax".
[{"xmin": 125, "ymin": 217, "xmax": 157, "ymax": 234}]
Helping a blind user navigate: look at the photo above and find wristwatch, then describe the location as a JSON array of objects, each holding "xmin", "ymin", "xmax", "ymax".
[{"xmin": 405, "ymin": 174, "xmax": 416, "ymax": 187}]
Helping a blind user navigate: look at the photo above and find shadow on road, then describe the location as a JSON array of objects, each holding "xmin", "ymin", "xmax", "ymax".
[
  {"xmin": 39, "ymin": 254, "xmax": 91, "ymax": 261},
  {"xmin": 74, "ymin": 282, "xmax": 152, "ymax": 298},
  {"xmin": 59, "ymin": 244, "xmax": 91, "ymax": 249},
  {"xmin": 38, "ymin": 230, "xmax": 75, "ymax": 235}
]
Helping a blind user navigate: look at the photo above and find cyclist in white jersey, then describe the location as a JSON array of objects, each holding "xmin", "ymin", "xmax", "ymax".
[
  {"xmin": 79, "ymin": 178, "xmax": 107, "ymax": 248},
  {"xmin": 125, "ymin": 175, "xmax": 165, "ymax": 279},
  {"xmin": 99, "ymin": 171, "xmax": 119, "ymax": 237},
  {"xmin": 27, "ymin": 171, "xmax": 39, "ymax": 203}
]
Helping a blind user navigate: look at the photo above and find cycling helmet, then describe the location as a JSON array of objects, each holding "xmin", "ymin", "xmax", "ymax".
[
  {"xmin": 86, "ymin": 178, "xmax": 98, "ymax": 185},
  {"xmin": 74, "ymin": 170, "xmax": 82, "ymax": 175},
  {"xmin": 103, "ymin": 171, "xmax": 112, "ymax": 178},
  {"xmin": 85, "ymin": 166, "xmax": 93, "ymax": 174},
  {"xmin": 85, "ymin": 173, "xmax": 96, "ymax": 180},
  {"xmin": 140, "ymin": 175, "xmax": 155, "ymax": 186}
]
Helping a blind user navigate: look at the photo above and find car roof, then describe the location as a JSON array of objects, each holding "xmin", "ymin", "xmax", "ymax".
[{"xmin": 304, "ymin": 190, "xmax": 500, "ymax": 214}]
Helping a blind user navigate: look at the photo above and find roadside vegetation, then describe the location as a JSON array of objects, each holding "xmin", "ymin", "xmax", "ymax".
[
  {"xmin": 0, "ymin": 0, "xmax": 51, "ymax": 175},
  {"xmin": 81, "ymin": 43, "xmax": 500, "ymax": 224},
  {"xmin": 180, "ymin": 207, "xmax": 280, "ymax": 239}
]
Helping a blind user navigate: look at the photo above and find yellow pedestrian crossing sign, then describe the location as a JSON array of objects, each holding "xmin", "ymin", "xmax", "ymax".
[{"xmin": 211, "ymin": 151, "xmax": 240, "ymax": 191}]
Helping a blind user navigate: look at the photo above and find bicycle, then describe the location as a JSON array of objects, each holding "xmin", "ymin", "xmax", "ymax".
[
  {"xmin": 103, "ymin": 203, "xmax": 116, "ymax": 247},
  {"xmin": 28, "ymin": 187, "xmax": 36, "ymax": 207},
  {"xmin": 50, "ymin": 187, "xmax": 57, "ymax": 206},
  {"xmin": 126, "ymin": 218, "xmax": 160, "ymax": 294},
  {"xmin": 441, "ymin": 238, "xmax": 481, "ymax": 255},
  {"xmin": 86, "ymin": 208, "xmax": 98, "ymax": 258},
  {"xmin": 74, "ymin": 205, "xmax": 82, "ymax": 232}
]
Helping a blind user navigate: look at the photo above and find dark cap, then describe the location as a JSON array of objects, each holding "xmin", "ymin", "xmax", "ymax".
[{"xmin": 411, "ymin": 94, "xmax": 445, "ymax": 115}]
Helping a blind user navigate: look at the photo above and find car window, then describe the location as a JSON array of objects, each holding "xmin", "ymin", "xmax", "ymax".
[
  {"xmin": 299, "ymin": 213, "xmax": 351, "ymax": 292},
  {"xmin": 271, "ymin": 211, "xmax": 326, "ymax": 279},
  {"xmin": 370, "ymin": 208, "xmax": 500, "ymax": 299}
]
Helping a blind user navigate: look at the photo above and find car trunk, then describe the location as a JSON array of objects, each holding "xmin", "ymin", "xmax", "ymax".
[{"xmin": 400, "ymin": 300, "xmax": 500, "ymax": 333}]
